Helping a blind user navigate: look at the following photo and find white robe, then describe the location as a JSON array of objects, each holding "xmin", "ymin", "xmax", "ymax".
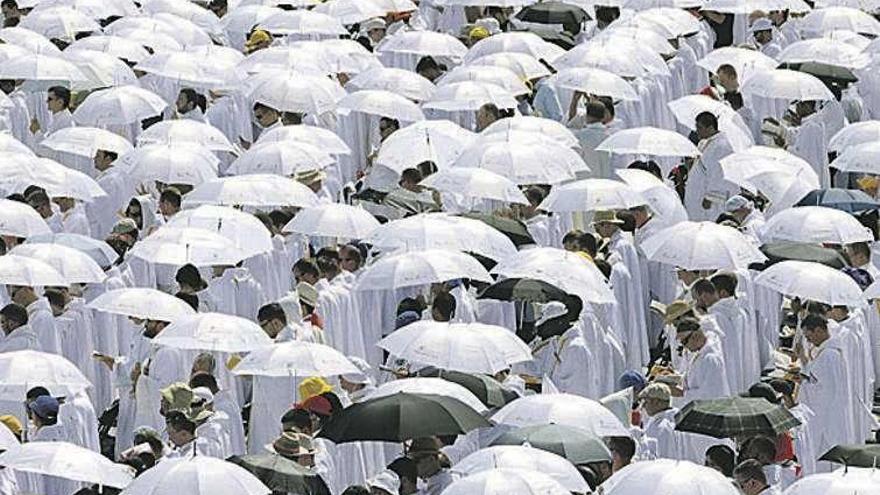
[
  {"xmin": 607, "ymin": 230, "xmax": 650, "ymax": 370},
  {"xmin": 641, "ymin": 407, "xmax": 683, "ymax": 460},
  {"xmin": 26, "ymin": 297, "xmax": 60, "ymax": 355},
  {"xmin": 708, "ymin": 297, "xmax": 759, "ymax": 393},
  {"xmin": 0, "ymin": 325, "xmax": 41, "ymax": 352},
  {"xmin": 684, "ymin": 132, "xmax": 737, "ymax": 221},
  {"xmin": 205, "ymin": 267, "xmax": 267, "ymax": 319}
]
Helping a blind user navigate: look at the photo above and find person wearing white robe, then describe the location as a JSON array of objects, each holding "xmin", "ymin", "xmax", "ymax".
[
  {"xmin": 826, "ymin": 308, "xmax": 876, "ymax": 442},
  {"xmin": 59, "ymin": 391, "xmax": 100, "ymax": 452},
  {"xmin": 786, "ymin": 102, "xmax": 831, "ymax": 189},
  {"xmin": 673, "ymin": 318, "xmax": 731, "ymax": 402},
  {"xmin": 637, "ymin": 383, "xmax": 683, "ymax": 460},
  {"xmin": 532, "ymin": 314, "xmax": 602, "ymax": 399},
  {"xmin": 2, "ymin": 84, "xmax": 30, "ymax": 144},
  {"xmin": 205, "ymin": 266, "xmax": 267, "ymax": 319},
  {"xmin": 0, "ymin": 303, "xmax": 41, "ymax": 352},
  {"xmin": 8, "ymin": 287, "xmax": 60, "ymax": 354},
  {"xmin": 29, "ymin": 87, "xmax": 75, "ymax": 143},
  {"xmin": 748, "ymin": 19, "xmax": 782, "ymax": 58},
  {"xmin": 684, "ymin": 114, "xmax": 737, "ymax": 222},
  {"xmin": 58, "ymin": 200, "xmax": 91, "ymax": 236}
]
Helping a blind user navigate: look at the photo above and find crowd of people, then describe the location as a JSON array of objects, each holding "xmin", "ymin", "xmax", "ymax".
[{"xmin": 0, "ymin": 0, "xmax": 879, "ymax": 495}]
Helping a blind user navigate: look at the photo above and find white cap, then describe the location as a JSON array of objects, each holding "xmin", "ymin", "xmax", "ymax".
[
  {"xmin": 192, "ymin": 387, "xmax": 214, "ymax": 404},
  {"xmin": 536, "ymin": 301, "xmax": 567, "ymax": 326},
  {"xmin": 724, "ymin": 195, "xmax": 753, "ymax": 213},
  {"xmin": 750, "ymin": 18, "xmax": 773, "ymax": 33},
  {"xmin": 367, "ymin": 470, "xmax": 400, "ymax": 495},
  {"xmin": 362, "ymin": 17, "xmax": 387, "ymax": 32},
  {"xmin": 475, "ymin": 17, "xmax": 502, "ymax": 35},
  {"xmin": 341, "ymin": 356, "xmax": 373, "ymax": 385}
]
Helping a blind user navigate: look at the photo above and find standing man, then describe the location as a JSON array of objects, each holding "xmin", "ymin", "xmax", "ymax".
[{"xmin": 684, "ymin": 112, "xmax": 737, "ymax": 221}]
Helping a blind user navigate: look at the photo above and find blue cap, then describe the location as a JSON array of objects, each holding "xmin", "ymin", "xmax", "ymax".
[
  {"xmin": 28, "ymin": 395, "xmax": 59, "ymax": 421},
  {"xmin": 395, "ymin": 311, "xmax": 421, "ymax": 330},
  {"xmin": 618, "ymin": 370, "xmax": 647, "ymax": 393}
]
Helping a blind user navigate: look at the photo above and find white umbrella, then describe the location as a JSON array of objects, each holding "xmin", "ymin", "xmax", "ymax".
[
  {"xmin": 0, "ymin": 442, "xmax": 133, "ymax": 488},
  {"xmin": 742, "ymin": 70, "xmax": 835, "ymax": 102},
  {"xmin": 10, "ymin": 244, "xmax": 106, "ymax": 284},
  {"xmin": 247, "ymin": 72, "xmax": 344, "ymax": 115},
  {"xmin": 615, "ymin": 169, "xmax": 688, "ymax": 225},
  {"xmin": 167, "ymin": 205, "xmax": 273, "ymax": 258},
  {"xmin": 481, "ymin": 116, "xmax": 579, "ymax": 149},
  {"xmin": 313, "ymin": 0, "xmax": 386, "ymax": 24},
  {"xmin": 237, "ymin": 45, "xmax": 333, "ymax": 75},
  {"xmin": 337, "ymin": 90, "xmax": 425, "ymax": 121},
  {"xmin": 291, "ymin": 38, "xmax": 381, "ymax": 75},
  {"xmin": 282, "ymin": 203, "xmax": 379, "ymax": 239},
  {"xmin": 701, "ymin": 0, "xmax": 789, "ymax": 13},
  {"xmin": 136, "ymin": 120, "xmax": 234, "ymax": 152},
  {"xmin": 220, "ymin": 5, "xmax": 282, "ymax": 48},
  {"xmin": 232, "ymin": 341, "xmax": 359, "ymax": 377},
  {"xmin": 761, "ymin": 206, "xmax": 873, "ymax": 244},
  {"xmin": 0, "ymin": 53, "xmax": 88, "ymax": 84},
  {"xmin": 596, "ymin": 127, "xmax": 701, "ymax": 157},
  {"xmin": 0, "ymin": 419, "xmax": 17, "ymax": 451},
  {"xmin": 26, "ymin": 233, "xmax": 117, "ymax": 269},
  {"xmin": 135, "ymin": 52, "xmax": 229, "ymax": 87},
  {"xmin": 0, "ymin": 27, "xmax": 61, "ymax": 54},
  {"xmin": 593, "ymin": 26, "xmax": 675, "ymax": 56},
  {"xmin": 377, "ymin": 30, "xmax": 467, "ymax": 60},
  {"xmin": 0, "ymin": 133, "xmax": 33, "ymax": 156},
  {"xmin": 782, "ymin": 468, "xmax": 880, "ymax": 495},
  {"xmin": 438, "ymin": 0, "xmax": 535, "ymax": 5},
  {"xmin": 355, "ymin": 249, "xmax": 492, "ymax": 290},
  {"xmin": 420, "ymin": 168, "xmax": 529, "ymax": 205},
  {"xmin": 454, "ymin": 446, "xmax": 588, "ymax": 493},
  {"xmin": 829, "ymin": 121, "xmax": 880, "ymax": 152},
  {"xmin": 550, "ymin": 67, "xmax": 639, "ymax": 101},
  {"xmin": 467, "ymin": 52, "xmax": 551, "ymax": 80},
  {"xmin": 0, "ymin": 254, "xmax": 67, "ymax": 286},
  {"xmin": 154, "ymin": 313, "xmax": 272, "ymax": 353},
  {"xmin": 368, "ymin": 378, "xmax": 487, "ymax": 413},
  {"xmin": 441, "ymin": 469, "xmax": 568, "ymax": 495},
  {"xmin": 720, "ymin": 146, "xmax": 819, "ymax": 188},
  {"xmin": 538, "ymin": 178, "xmax": 647, "ymax": 212},
  {"xmin": 87, "ymin": 288, "xmax": 196, "ymax": 321},
  {"xmin": 69, "ymin": 35, "xmax": 151, "ymax": 63},
  {"xmin": 41, "ymin": 127, "xmax": 132, "ymax": 158},
  {"xmin": 739, "ymin": 169, "xmax": 819, "ymax": 216},
  {"xmin": 439, "ymin": 66, "xmax": 530, "ymax": 96},
  {"xmin": 464, "ymin": 32, "xmax": 564, "ymax": 64},
  {"xmin": 554, "ymin": 41, "xmax": 670, "ymax": 78},
  {"xmin": 0, "ymin": 198, "xmax": 51, "ymax": 238},
  {"xmin": 366, "ymin": 214, "xmax": 518, "ymax": 261},
  {"xmin": 0, "ymin": 155, "xmax": 106, "ymax": 202},
  {"xmin": 256, "ymin": 125, "xmax": 350, "ymax": 155},
  {"xmin": 451, "ymin": 140, "xmax": 579, "ymax": 185},
  {"xmin": 778, "ymin": 38, "xmax": 870, "ymax": 69},
  {"xmin": 141, "ymin": 0, "xmax": 221, "ymax": 34},
  {"xmin": 129, "ymin": 227, "xmax": 248, "ymax": 266},
  {"xmin": 377, "ymin": 320, "xmax": 532, "ymax": 374},
  {"xmin": 422, "ymin": 82, "xmax": 518, "ymax": 112},
  {"xmin": 258, "ymin": 10, "xmax": 347, "ymax": 36},
  {"xmin": 111, "ymin": 27, "xmax": 183, "ymax": 53},
  {"xmin": 492, "ymin": 393, "xmax": 630, "ymax": 437},
  {"xmin": 376, "ymin": 120, "xmax": 475, "ymax": 172},
  {"xmin": 639, "ymin": 221, "xmax": 767, "ymax": 270},
  {"xmin": 226, "ymin": 141, "xmax": 334, "ymax": 176},
  {"xmin": 801, "ymin": 6, "xmax": 880, "ymax": 36},
  {"xmin": 830, "ymin": 142, "xmax": 880, "ymax": 174},
  {"xmin": 755, "ymin": 260, "xmax": 864, "ymax": 306},
  {"xmin": 109, "ymin": 15, "xmax": 212, "ymax": 49},
  {"xmin": 667, "ymin": 95, "xmax": 754, "ymax": 152},
  {"xmin": 696, "ymin": 46, "xmax": 779, "ymax": 77},
  {"xmin": 184, "ymin": 175, "xmax": 319, "ymax": 209},
  {"xmin": 73, "ymin": 85, "xmax": 168, "ymax": 126},
  {"xmin": 602, "ymin": 459, "xmax": 739, "ymax": 495},
  {"xmin": 0, "ymin": 350, "xmax": 91, "ymax": 400},
  {"xmin": 64, "ymin": 49, "xmax": 139, "ymax": 90},
  {"xmin": 119, "ymin": 144, "xmax": 219, "ymax": 186},
  {"xmin": 119, "ymin": 457, "xmax": 269, "ymax": 495},
  {"xmin": 373, "ymin": 0, "xmax": 418, "ymax": 11},
  {"xmin": 346, "ymin": 67, "xmax": 436, "ymax": 102},
  {"xmin": 19, "ymin": 6, "xmax": 99, "ymax": 41},
  {"xmin": 491, "ymin": 248, "xmax": 615, "ymax": 304}
]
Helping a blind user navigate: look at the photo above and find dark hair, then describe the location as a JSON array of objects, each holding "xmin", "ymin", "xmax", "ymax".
[
  {"xmin": 597, "ymin": 96, "xmax": 615, "ymax": 119},
  {"xmin": 627, "ymin": 160, "xmax": 662, "ymax": 179},
  {"xmin": 607, "ymin": 436, "xmax": 636, "ymax": 462},
  {"xmin": 44, "ymin": 289, "xmax": 66, "ymax": 310},
  {"xmin": 320, "ymin": 391, "xmax": 343, "ymax": 418},
  {"xmin": 675, "ymin": 316, "xmax": 702, "ymax": 335},
  {"xmin": 734, "ymin": 459, "xmax": 767, "ymax": 485},
  {"xmin": 400, "ymin": 168, "xmax": 423, "ymax": 185},
  {"xmin": 26, "ymin": 190, "xmax": 50, "ymax": 208},
  {"xmin": 523, "ymin": 186, "xmax": 546, "ymax": 207},
  {"xmin": 563, "ymin": 230, "xmax": 597, "ymax": 257},
  {"xmin": 341, "ymin": 487, "xmax": 370, "ymax": 495},
  {"xmin": 742, "ymin": 435, "xmax": 777, "ymax": 465},
  {"xmin": 159, "ymin": 188, "xmax": 181, "ymax": 208},
  {"xmin": 801, "ymin": 313, "xmax": 828, "ymax": 332},
  {"xmin": 387, "ymin": 457, "xmax": 418, "ymax": 483},
  {"xmin": 695, "ymin": 111, "xmax": 719, "ymax": 130},
  {"xmin": 0, "ymin": 303, "xmax": 28, "ymax": 327},
  {"xmin": 431, "ymin": 291, "xmax": 456, "ymax": 321},
  {"xmin": 396, "ymin": 297, "xmax": 425, "ymax": 315},
  {"xmin": 692, "ymin": 278, "xmax": 717, "ymax": 297},
  {"xmin": 416, "ymin": 161, "xmax": 438, "ymax": 177},
  {"xmin": 175, "ymin": 292, "xmax": 199, "ymax": 311},
  {"xmin": 281, "ymin": 407, "xmax": 312, "ymax": 431},
  {"xmin": 706, "ymin": 444, "xmax": 736, "ymax": 477},
  {"xmin": 165, "ymin": 410, "xmax": 196, "ymax": 435},
  {"xmin": 415, "ymin": 56, "xmax": 440, "ymax": 74},
  {"xmin": 849, "ymin": 241, "xmax": 871, "ymax": 261},
  {"xmin": 616, "ymin": 210, "xmax": 636, "ymax": 233},
  {"xmin": 710, "ymin": 273, "xmax": 738, "ymax": 296},
  {"xmin": 293, "ymin": 258, "xmax": 320, "ymax": 279},
  {"xmin": 269, "ymin": 209, "xmax": 294, "ymax": 230},
  {"xmin": 717, "ymin": 64, "xmax": 737, "ymax": 78},
  {"xmin": 340, "ymin": 244, "xmax": 363, "ymax": 268},
  {"xmin": 253, "ymin": 102, "xmax": 277, "ymax": 114},
  {"xmin": 189, "ymin": 372, "xmax": 219, "ymax": 394},
  {"xmin": 26, "ymin": 386, "xmax": 51, "ymax": 401},
  {"xmin": 48, "ymin": 86, "xmax": 71, "ymax": 108},
  {"xmin": 594, "ymin": 259, "xmax": 612, "ymax": 279},
  {"xmin": 179, "ymin": 88, "xmax": 206, "ymax": 113},
  {"xmin": 258, "ymin": 303, "xmax": 286, "ymax": 325}
]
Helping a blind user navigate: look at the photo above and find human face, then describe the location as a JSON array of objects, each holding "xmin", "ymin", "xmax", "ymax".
[
  {"xmin": 176, "ymin": 92, "xmax": 193, "ymax": 115},
  {"xmin": 696, "ymin": 122, "xmax": 712, "ymax": 140},
  {"xmin": 368, "ymin": 27, "xmax": 385, "ymax": 44},
  {"xmin": 293, "ymin": 268, "xmax": 318, "ymax": 286},
  {"xmin": 677, "ymin": 331, "xmax": 698, "ymax": 352},
  {"xmin": 254, "ymin": 106, "xmax": 277, "ymax": 128},
  {"xmin": 144, "ymin": 320, "xmax": 167, "ymax": 338},
  {"xmin": 340, "ymin": 248, "xmax": 359, "ymax": 272},
  {"xmin": 595, "ymin": 222, "xmax": 616, "ymax": 239},
  {"xmin": 755, "ymin": 30, "xmax": 772, "ymax": 44},
  {"xmin": 259, "ymin": 318, "xmax": 283, "ymax": 339},
  {"xmin": 46, "ymin": 91, "xmax": 65, "ymax": 113},
  {"xmin": 803, "ymin": 325, "xmax": 826, "ymax": 346},
  {"xmin": 734, "ymin": 476, "xmax": 762, "ymax": 495},
  {"xmin": 1, "ymin": 315, "xmax": 17, "ymax": 334}
]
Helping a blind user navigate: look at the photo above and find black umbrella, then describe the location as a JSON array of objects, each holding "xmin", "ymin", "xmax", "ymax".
[
  {"xmin": 674, "ymin": 397, "xmax": 801, "ymax": 439},
  {"xmin": 459, "ymin": 213, "xmax": 535, "ymax": 247},
  {"xmin": 515, "ymin": 2, "xmax": 588, "ymax": 35},
  {"xmin": 316, "ymin": 392, "xmax": 490, "ymax": 443},
  {"xmin": 756, "ymin": 242, "xmax": 849, "ymax": 270},
  {"xmin": 795, "ymin": 188, "xmax": 880, "ymax": 213},
  {"xmin": 478, "ymin": 277, "xmax": 570, "ymax": 304},
  {"xmin": 227, "ymin": 454, "xmax": 325, "ymax": 495},
  {"xmin": 491, "ymin": 424, "xmax": 612, "ymax": 465},
  {"xmin": 415, "ymin": 367, "xmax": 519, "ymax": 408},
  {"xmin": 819, "ymin": 444, "xmax": 880, "ymax": 467}
]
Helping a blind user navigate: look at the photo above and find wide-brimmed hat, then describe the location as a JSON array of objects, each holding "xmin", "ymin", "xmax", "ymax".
[
  {"xmin": 408, "ymin": 437, "xmax": 442, "ymax": 458},
  {"xmin": 592, "ymin": 210, "xmax": 624, "ymax": 225},
  {"xmin": 268, "ymin": 431, "xmax": 315, "ymax": 457},
  {"xmin": 664, "ymin": 300, "xmax": 693, "ymax": 324}
]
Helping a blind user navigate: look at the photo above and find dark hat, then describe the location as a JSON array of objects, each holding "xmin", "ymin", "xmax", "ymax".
[
  {"xmin": 742, "ymin": 382, "xmax": 781, "ymax": 404},
  {"xmin": 27, "ymin": 396, "xmax": 59, "ymax": 421}
]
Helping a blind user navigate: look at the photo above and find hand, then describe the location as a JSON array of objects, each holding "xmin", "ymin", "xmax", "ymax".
[
  {"xmin": 130, "ymin": 362, "xmax": 141, "ymax": 386},
  {"xmin": 93, "ymin": 353, "xmax": 116, "ymax": 371},
  {"xmin": 29, "ymin": 118, "xmax": 40, "ymax": 134}
]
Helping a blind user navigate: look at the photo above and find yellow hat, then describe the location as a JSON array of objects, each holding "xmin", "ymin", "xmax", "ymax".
[
  {"xmin": 160, "ymin": 382, "xmax": 194, "ymax": 413},
  {"xmin": 299, "ymin": 376, "xmax": 332, "ymax": 401},
  {"xmin": 469, "ymin": 26, "xmax": 490, "ymax": 41},
  {"xmin": 245, "ymin": 29, "xmax": 271, "ymax": 48},
  {"xmin": 0, "ymin": 415, "xmax": 22, "ymax": 439},
  {"xmin": 664, "ymin": 300, "xmax": 693, "ymax": 324}
]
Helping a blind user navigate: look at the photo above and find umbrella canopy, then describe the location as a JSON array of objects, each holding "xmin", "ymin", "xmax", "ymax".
[
  {"xmin": 0, "ymin": 53, "xmax": 88, "ymax": 84},
  {"xmin": 459, "ymin": 213, "xmax": 534, "ymax": 247},
  {"xmin": 73, "ymin": 85, "xmax": 167, "ymax": 126},
  {"xmin": 317, "ymin": 392, "xmax": 490, "ymax": 443},
  {"xmin": 801, "ymin": 6, "xmax": 880, "ymax": 36},
  {"xmin": 258, "ymin": 10, "xmax": 347, "ymax": 36},
  {"xmin": 366, "ymin": 214, "xmax": 518, "ymax": 261},
  {"xmin": 455, "ymin": 446, "xmax": 587, "ymax": 493},
  {"xmin": 377, "ymin": 320, "xmax": 532, "ymax": 374},
  {"xmin": 119, "ymin": 144, "xmax": 219, "ymax": 186},
  {"xmin": 10, "ymin": 244, "xmax": 105, "ymax": 284},
  {"xmin": 129, "ymin": 227, "xmax": 248, "ymax": 267},
  {"xmin": 119, "ymin": 456, "xmax": 270, "ymax": 495},
  {"xmin": 596, "ymin": 127, "xmax": 701, "ymax": 157},
  {"xmin": 313, "ymin": 0, "xmax": 386, "ymax": 24},
  {"xmin": 166, "ymin": 205, "xmax": 273, "ymax": 258},
  {"xmin": 481, "ymin": 116, "xmax": 578, "ymax": 149},
  {"xmin": 338, "ymin": 90, "xmax": 424, "ymax": 121},
  {"xmin": 491, "ymin": 424, "xmax": 613, "ymax": 465},
  {"xmin": 0, "ymin": 419, "xmax": 16, "ymax": 451},
  {"xmin": 674, "ymin": 397, "xmax": 801, "ymax": 439},
  {"xmin": 137, "ymin": 120, "xmax": 234, "ymax": 152},
  {"xmin": 554, "ymin": 40, "xmax": 669, "ymax": 79},
  {"xmin": 87, "ymin": 288, "xmax": 196, "ymax": 322},
  {"xmin": 615, "ymin": 169, "xmax": 688, "ymax": 225},
  {"xmin": 515, "ymin": 1, "xmax": 587, "ymax": 30},
  {"xmin": 355, "ymin": 249, "xmax": 492, "ymax": 291},
  {"xmin": 183, "ymin": 175, "xmax": 319, "ymax": 209},
  {"xmin": 423, "ymin": 81, "xmax": 518, "ymax": 112},
  {"xmin": 0, "ymin": 155, "xmax": 107, "ymax": 202},
  {"xmin": 26, "ymin": 233, "xmax": 117, "ymax": 269},
  {"xmin": 69, "ymin": 34, "xmax": 150, "ymax": 63},
  {"xmin": 420, "ymin": 167, "xmax": 527, "ymax": 205},
  {"xmin": 452, "ymin": 140, "xmax": 580, "ymax": 185},
  {"xmin": 441, "ymin": 469, "xmax": 569, "ymax": 495},
  {"xmin": 346, "ymin": 67, "xmax": 436, "ymax": 102},
  {"xmin": 639, "ymin": 221, "xmax": 767, "ymax": 270},
  {"xmin": 696, "ymin": 46, "xmax": 778, "ymax": 77},
  {"xmin": 135, "ymin": 52, "xmax": 229, "ymax": 87},
  {"xmin": 41, "ymin": 127, "xmax": 133, "ymax": 158},
  {"xmin": 0, "ymin": 133, "xmax": 32, "ymax": 156},
  {"xmin": 466, "ymin": 52, "xmax": 551, "ymax": 80},
  {"xmin": 667, "ymin": 95, "xmax": 754, "ymax": 151},
  {"xmin": 492, "ymin": 248, "xmax": 615, "ymax": 304},
  {"xmin": 377, "ymin": 30, "xmax": 467, "ymax": 60},
  {"xmin": 742, "ymin": 69, "xmax": 835, "ymax": 101},
  {"xmin": 761, "ymin": 206, "xmax": 873, "ymax": 244},
  {"xmin": 701, "ymin": 0, "xmax": 790, "ymax": 13},
  {"xmin": 758, "ymin": 242, "xmax": 849, "ymax": 270},
  {"xmin": 0, "ymin": 350, "xmax": 91, "ymax": 400},
  {"xmin": 779, "ymin": 38, "xmax": 869, "ymax": 69},
  {"xmin": 0, "ymin": 441, "xmax": 133, "ymax": 488},
  {"xmin": 478, "ymin": 277, "xmax": 569, "ymax": 304},
  {"xmin": 232, "ymin": 341, "xmax": 359, "ymax": 378},
  {"xmin": 282, "ymin": 203, "xmax": 380, "ymax": 239},
  {"xmin": 227, "ymin": 454, "xmax": 315, "ymax": 495},
  {"xmin": 829, "ymin": 121, "xmax": 880, "ymax": 152},
  {"xmin": 539, "ymin": 178, "xmax": 647, "ymax": 212},
  {"xmin": 256, "ymin": 125, "xmax": 350, "ymax": 155},
  {"xmin": 464, "ymin": 31, "xmax": 564, "ymax": 63},
  {"xmin": 493, "ymin": 393, "xmax": 630, "ymax": 437},
  {"xmin": 439, "ymin": 66, "xmax": 529, "ymax": 96},
  {"xmin": 830, "ymin": 142, "xmax": 880, "ymax": 175},
  {"xmin": 0, "ymin": 254, "xmax": 66, "ymax": 286},
  {"xmin": 225, "ymin": 142, "xmax": 334, "ymax": 176},
  {"xmin": 550, "ymin": 67, "xmax": 638, "ymax": 101},
  {"xmin": 0, "ymin": 198, "xmax": 51, "ymax": 238},
  {"xmin": 755, "ymin": 260, "xmax": 864, "ymax": 306},
  {"xmin": 376, "ymin": 120, "xmax": 475, "ymax": 172},
  {"xmin": 720, "ymin": 146, "xmax": 819, "ymax": 192},
  {"xmin": 154, "ymin": 313, "xmax": 271, "ymax": 353},
  {"xmin": 601, "ymin": 459, "xmax": 739, "ymax": 495},
  {"xmin": 416, "ymin": 368, "xmax": 517, "ymax": 408},
  {"xmin": 782, "ymin": 466, "xmax": 880, "ymax": 495},
  {"xmin": 247, "ymin": 72, "xmax": 344, "ymax": 115},
  {"xmin": 795, "ymin": 188, "xmax": 880, "ymax": 213},
  {"xmin": 819, "ymin": 444, "xmax": 880, "ymax": 468},
  {"xmin": 368, "ymin": 378, "xmax": 487, "ymax": 413}
]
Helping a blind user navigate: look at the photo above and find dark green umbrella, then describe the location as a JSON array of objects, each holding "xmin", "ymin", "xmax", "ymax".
[
  {"xmin": 416, "ymin": 367, "xmax": 519, "ymax": 408},
  {"xmin": 227, "ymin": 454, "xmax": 317, "ymax": 495},
  {"xmin": 819, "ymin": 444, "xmax": 880, "ymax": 467},
  {"xmin": 491, "ymin": 424, "xmax": 612, "ymax": 465},
  {"xmin": 459, "ymin": 213, "xmax": 535, "ymax": 247},
  {"xmin": 515, "ymin": 1, "xmax": 588, "ymax": 33},
  {"xmin": 795, "ymin": 188, "xmax": 880, "ymax": 213},
  {"xmin": 757, "ymin": 242, "xmax": 848, "ymax": 270},
  {"xmin": 674, "ymin": 397, "xmax": 801, "ymax": 439},
  {"xmin": 316, "ymin": 392, "xmax": 490, "ymax": 443},
  {"xmin": 478, "ymin": 277, "xmax": 570, "ymax": 304}
]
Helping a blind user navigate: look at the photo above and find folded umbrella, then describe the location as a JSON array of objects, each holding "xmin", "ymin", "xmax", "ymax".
[
  {"xmin": 674, "ymin": 397, "xmax": 802, "ymax": 439},
  {"xmin": 491, "ymin": 424, "xmax": 612, "ymax": 464}
]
